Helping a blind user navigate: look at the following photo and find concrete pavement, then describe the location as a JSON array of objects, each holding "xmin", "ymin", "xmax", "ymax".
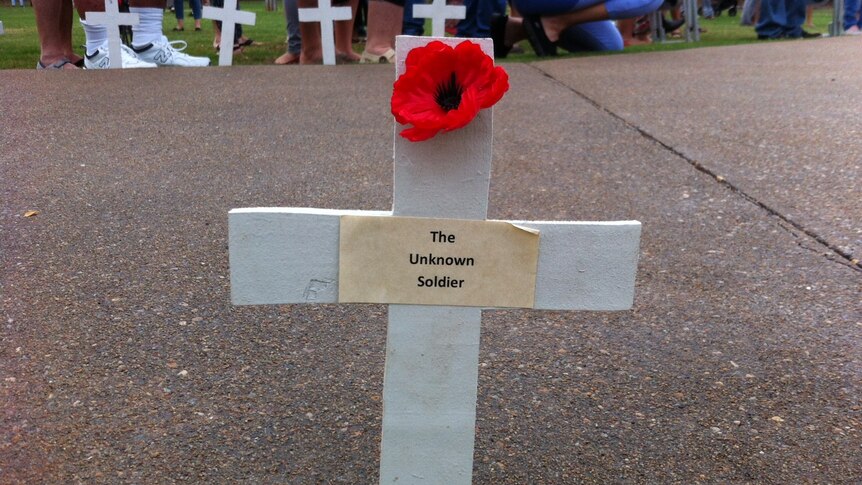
[{"xmin": 2, "ymin": 37, "xmax": 860, "ymax": 483}]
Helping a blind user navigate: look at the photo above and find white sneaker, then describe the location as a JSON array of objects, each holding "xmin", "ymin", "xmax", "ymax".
[
  {"xmin": 133, "ymin": 36, "xmax": 211, "ymax": 67},
  {"xmin": 84, "ymin": 43, "xmax": 158, "ymax": 69},
  {"xmin": 845, "ymin": 26, "xmax": 862, "ymax": 35}
]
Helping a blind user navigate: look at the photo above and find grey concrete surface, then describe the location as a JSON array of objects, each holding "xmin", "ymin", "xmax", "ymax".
[
  {"xmin": 536, "ymin": 37, "xmax": 862, "ymax": 265},
  {"xmin": 1, "ymin": 41, "xmax": 860, "ymax": 483}
]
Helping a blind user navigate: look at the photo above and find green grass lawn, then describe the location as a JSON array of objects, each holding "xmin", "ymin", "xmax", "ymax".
[{"xmin": 0, "ymin": 2, "xmax": 839, "ymax": 70}]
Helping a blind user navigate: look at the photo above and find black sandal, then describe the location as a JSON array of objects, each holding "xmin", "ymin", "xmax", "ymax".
[{"xmin": 522, "ymin": 15, "xmax": 557, "ymax": 57}]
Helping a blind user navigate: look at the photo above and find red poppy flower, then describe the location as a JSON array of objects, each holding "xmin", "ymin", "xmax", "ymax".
[{"xmin": 391, "ymin": 40, "xmax": 509, "ymax": 142}]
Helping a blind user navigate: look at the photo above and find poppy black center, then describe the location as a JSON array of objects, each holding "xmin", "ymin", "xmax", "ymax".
[{"xmin": 435, "ymin": 72, "xmax": 463, "ymax": 112}]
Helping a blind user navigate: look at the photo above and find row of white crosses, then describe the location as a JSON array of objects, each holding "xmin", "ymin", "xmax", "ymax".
[
  {"xmin": 290, "ymin": 0, "xmax": 467, "ymax": 65},
  {"xmin": 83, "ymin": 0, "xmax": 256, "ymax": 67},
  {"xmin": 229, "ymin": 36, "xmax": 641, "ymax": 484},
  {"xmin": 85, "ymin": 0, "xmax": 465, "ymax": 68}
]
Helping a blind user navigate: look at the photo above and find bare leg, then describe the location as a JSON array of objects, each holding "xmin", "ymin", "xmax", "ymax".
[
  {"xmin": 616, "ymin": 17, "xmax": 651, "ymax": 46},
  {"xmin": 335, "ymin": 0, "xmax": 360, "ymax": 61},
  {"xmin": 540, "ymin": 4, "xmax": 611, "ymax": 42},
  {"xmin": 33, "ymin": 0, "xmax": 77, "ymax": 67},
  {"xmin": 364, "ymin": 0, "xmax": 402, "ymax": 56},
  {"xmin": 297, "ymin": 0, "xmax": 322, "ymax": 63},
  {"xmin": 58, "ymin": 0, "xmax": 81, "ymax": 63}
]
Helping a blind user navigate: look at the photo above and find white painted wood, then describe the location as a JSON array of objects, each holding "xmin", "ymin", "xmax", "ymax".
[
  {"xmin": 202, "ymin": 0, "xmax": 256, "ymax": 66},
  {"xmin": 229, "ymin": 209, "xmax": 641, "ymax": 310},
  {"xmin": 412, "ymin": 0, "xmax": 467, "ymax": 38},
  {"xmin": 379, "ymin": 36, "xmax": 492, "ymax": 485},
  {"xmin": 380, "ymin": 305, "xmax": 481, "ymax": 483},
  {"xmin": 227, "ymin": 34, "xmax": 641, "ymax": 485},
  {"xmin": 85, "ymin": 0, "xmax": 139, "ymax": 69},
  {"xmin": 393, "ymin": 37, "xmax": 493, "ymax": 220},
  {"xmin": 297, "ymin": 0, "xmax": 352, "ymax": 65}
]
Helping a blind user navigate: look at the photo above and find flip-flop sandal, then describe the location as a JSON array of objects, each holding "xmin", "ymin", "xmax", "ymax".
[
  {"xmin": 274, "ymin": 52, "xmax": 300, "ymax": 65},
  {"xmin": 36, "ymin": 58, "xmax": 76, "ymax": 70},
  {"xmin": 490, "ymin": 13, "xmax": 512, "ymax": 58},
  {"xmin": 359, "ymin": 48, "xmax": 395, "ymax": 64},
  {"xmin": 238, "ymin": 38, "xmax": 253, "ymax": 47},
  {"xmin": 522, "ymin": 15, "xmax": 558, "ymax": 57}
]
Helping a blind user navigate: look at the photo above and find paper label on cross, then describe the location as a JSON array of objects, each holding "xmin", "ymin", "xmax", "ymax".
[
  {"xmin": 297, "ymin": 0, "xmax": 353, "ymax": 65},
  {"xmin": 202, "ymin": 0, "xmax": 256, "ymax": 66},
  {"xmin": 413, "ymin": 0, "xmax": 466, "ymax": 37},
  {"xmin": 338, "ymin": 215, "xmax": 541, "ymax": 308},
  {"xmin": 85, "ymin": 0, "xmax": 139, "ymax": 69},
  {"xmin": 228, "ymin": 36, "xmax": 641, "ymax": 484}
]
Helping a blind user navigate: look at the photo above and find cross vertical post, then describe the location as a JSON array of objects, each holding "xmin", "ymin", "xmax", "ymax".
[
  {"xmin": 202, "ymin": 0, "xmax": 257, "ymax": 66},
  {"xmin": 298, "ymin": 0, "xmax": 353, "ymax": 65},
  {"xmin": 413, "ymin": 0, "xmax": 466, "ymax": 37},
  {"xmin": 85, "ymin": 0, "xmax": 139, "ymax": 69}
]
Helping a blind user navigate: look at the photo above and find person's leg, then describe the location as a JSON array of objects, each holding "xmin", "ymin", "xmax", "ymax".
[
  {"xmin": 335, "ymin": 0, "xmax": 360, "ymax": 61},
  {"xmin": 275, "ymin": 0, "xmax": 302, "ymax": 63},
  {"xmin": 844, "ymin": 0, "xmax": 861, "ymax": 30},
  {"xmin": 739, "ymin": 0, "xmax": 758, "ymax": 24},
  {"xmin": 129, "ymin": 0, "xmax": 170, "ymax": 48},
  {"xmin": 175, "ymin": 0, "xmax": 186, "ymax": 30},
  {"xmin": 33, "ymin": 0, "xmax": 77, "ymax": 67},
  {"xmin": 75, "ymin": 0, "xmax": 108, "ymax": 55},
  {"xmin": 191, "ymin": 0, "xmax": 203, "ymax": 28},
  {"xmin": 558, "ymin": 19, "xmax": 623, "ymax": 50},
  {"xmin": 473, "ymin": 0, "xmax": 500, "ymax": 36},
  {"xmin": 457, "ymin": 0, "xmax": 480, "ymax": 36},
  {"xmin": 402, "ymin": 0, "xmax": 425, "ymax": 35},
  {"xmin": 297, "ymin": 0, "xmax": 323, "ymax": 63},
  {"xmin": 754, "ymin": 0, "xmax": 787, "ymax": 37},
  {"xmin": 702, "ymin": 0, "xmax": 715, "ymax": 17},
  {"xmin": 129, "ymin": 0, "xmax": 211, "ymax": 64},
  {"xmin": 615, "ymin": 17, "xmax": 651, "ymax": 44},
  {"xmin": 782, "ymin": 0, "xmax": 806, "ymax": 36},
  {"xmin": 364, "ymin": 0, "xmax": 403, "ymax": 56},
  {"xmin": 230, "ymin": 0, "xmax": 249, "ymax": 46},
  {"xmin": 59, "ymin": 0, "xmax": 82, "ymax": 64},
  {"xmin": 514, "ymin": 0, "xmax": 661, "ymax": 42}
]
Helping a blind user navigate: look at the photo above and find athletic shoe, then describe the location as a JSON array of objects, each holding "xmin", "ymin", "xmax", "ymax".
[
  {"xmin": 845, "ymin": 26, "xmax": 862, "ymax": 35},
  {"xmin": 133, "ymin": 36, "xmax": 210, "ymax": 67},
  {"xmin": 85, "ymin": 43, "xmax": 158, "ymax": 69}
]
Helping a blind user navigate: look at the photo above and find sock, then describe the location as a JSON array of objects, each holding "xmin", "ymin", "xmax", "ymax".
[
  {"xmin": 130, "ymin": 7, "xmax": 164, "ymax": 47},
  {"xmin": 81, "ymin": 19, "xmax": 108, "ymax": 55}
]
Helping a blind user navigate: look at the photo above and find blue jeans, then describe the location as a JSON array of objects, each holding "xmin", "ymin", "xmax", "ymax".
[
  {"xmin": 755, "ymin": 0, "xmax": 806, "ymax": 37},
  {"xmin": 558, "ymin": 20, "xmax": 624, "ymax": 51},
  {"xmin": 844, "ymin": 0, "xmax": 862, "ymax": 29},
  {"xmin": 403, "ymin": 0, "xmax": 426, "ymax": 35},
  {"xmin": 514, "ymin": 0, "xmax": 662, "ymax": 20},
  {"xmin": 457, "ymin": 0, "xmax": 507, "ymax": 37},
  {"xmin": 284, "ymin": 0, "xmax": 301, "ymax": 54},
  {"xmin": 174, "ymin": 0, "xmax": 202, "ymax": 20}
]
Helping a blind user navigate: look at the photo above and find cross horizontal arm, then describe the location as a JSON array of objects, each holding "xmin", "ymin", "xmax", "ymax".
[
  {"xmin": 229, "ymin": 208, "xmax": 641, "ymax": 310},
  {"xmin": 201, "ymin": 5, "xmax": 256, "ymax": 24}
]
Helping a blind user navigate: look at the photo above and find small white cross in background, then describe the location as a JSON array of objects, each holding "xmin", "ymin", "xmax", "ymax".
[
  {"xmin": 413, "ymin": 0, "xmax": 466, "ymax": 37},
  {"xmin": 202, "ymin": 0, "xmax": 257, "ymax": 66},
  {"xmin": 298, "ymin": 0, "xmax": 353, "ymax": 65},
  {"xmin": 85, "ymin": 0, "xmax": 139, "ymax": 69},
  {"xmin": 229, "ymin": 37, "xmax": 641, "ymax": 484}
]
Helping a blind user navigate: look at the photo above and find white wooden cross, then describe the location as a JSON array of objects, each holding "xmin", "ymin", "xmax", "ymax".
[
  {"xmin": 228, "ymin": 36, "xmax": 641, "ymax": 484},
  {"xmin": 413, "ymin": 0, "xmax": 466, "ymax": 37},
  {"xmin": 85, "ymin": 0, "xmax": 139, "ymax": 69},
  {"xmin": 202, "ymin": 0, "xmax": 256, "ymax": 66},
  {"xmin": 297, "ymin": 0, "xmax": 353, "ymax": 65}
]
